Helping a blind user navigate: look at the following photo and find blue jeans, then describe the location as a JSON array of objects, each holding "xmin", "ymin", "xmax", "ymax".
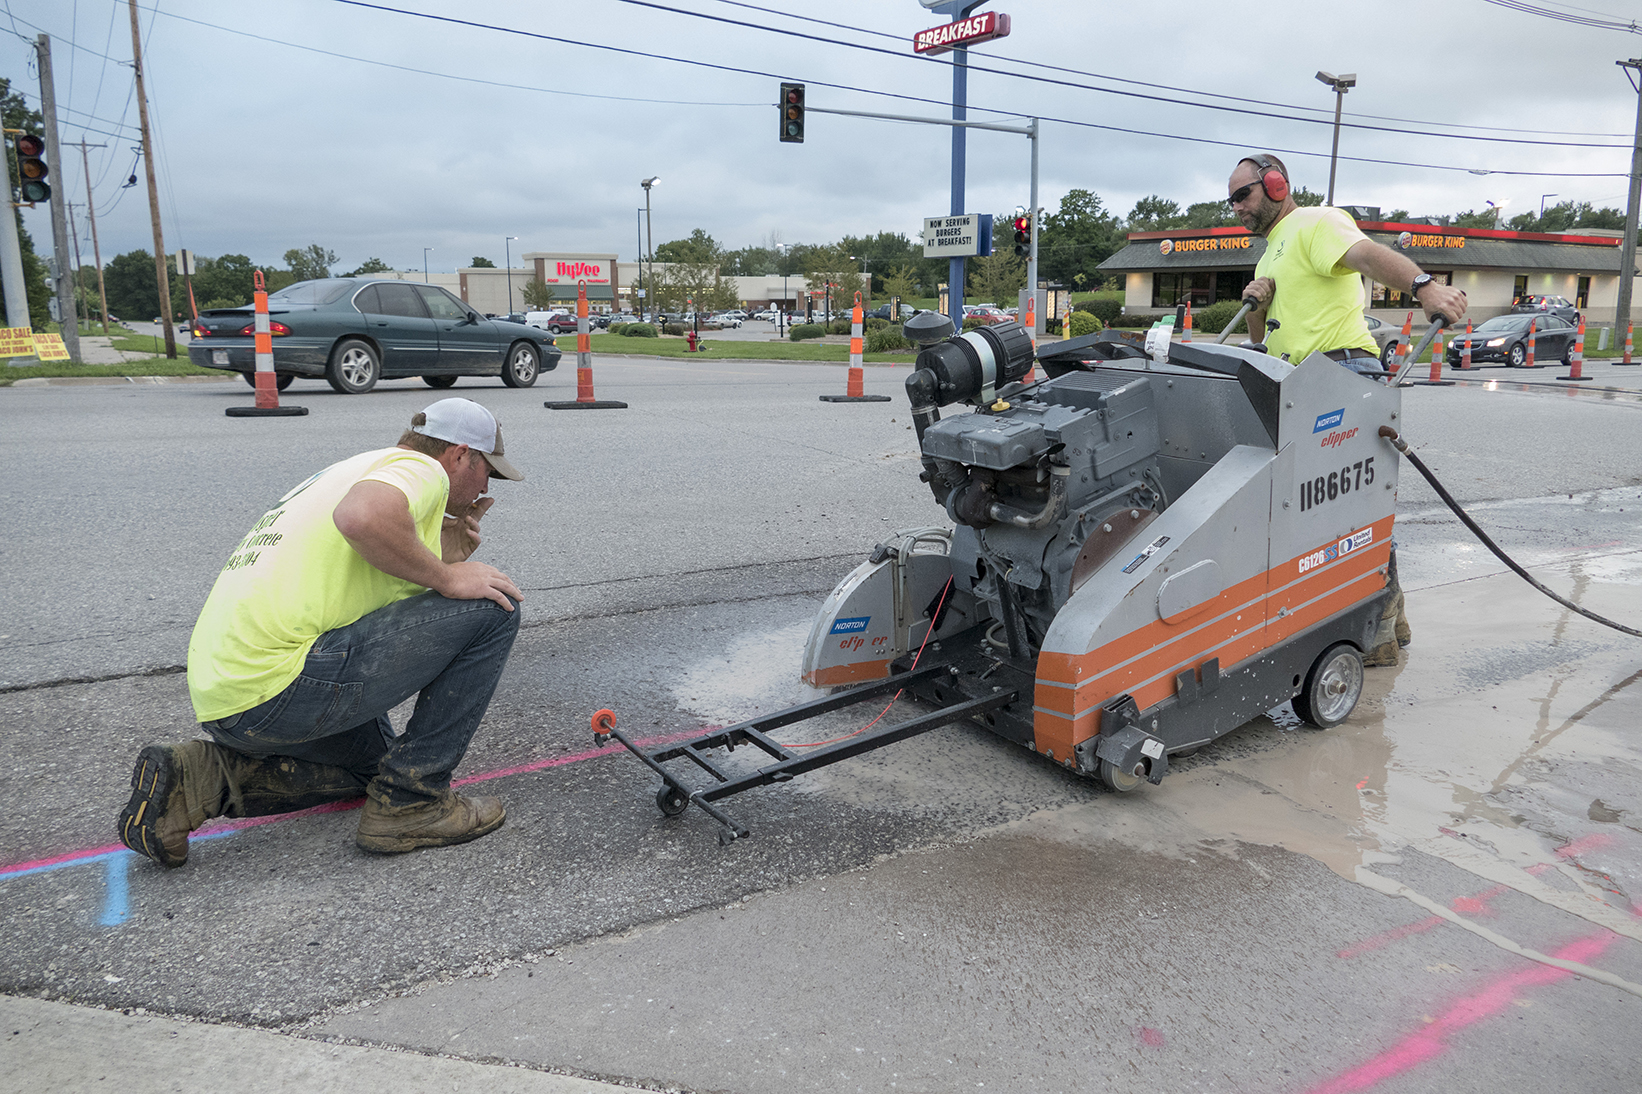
[{"xmin": 202, "ymin": 591, "xmax": 521, "ymax": 809}]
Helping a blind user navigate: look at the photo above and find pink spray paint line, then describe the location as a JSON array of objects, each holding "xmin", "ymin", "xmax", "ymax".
[
  {"xmin": 1302, "ymin": 931, "xmax": 1620, "ymax": 1094},
  {"xmin": 0, "ymin": 726, "xmax": 705, "ymax": 880}
]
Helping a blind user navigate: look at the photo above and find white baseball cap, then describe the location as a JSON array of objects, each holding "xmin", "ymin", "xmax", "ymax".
[{"xmin": 413, "ymin": 398, "xmax": 524, "ymax": 481}]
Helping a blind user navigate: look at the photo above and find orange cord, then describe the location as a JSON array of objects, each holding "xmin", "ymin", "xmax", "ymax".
[{"xmin": 785, "ymin": 576, "xmax": 954, "ymax": 749}]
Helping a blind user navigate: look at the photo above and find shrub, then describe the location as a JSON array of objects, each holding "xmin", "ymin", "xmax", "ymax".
[
  {"xmin": 1068, "ymin": 310, "xmax": 1103, "ymax": 338},
  {"xmin": 619, "ymin": 322, "xmax": 658, "ymax": 338},
  {"xmin": 663, "ymin": 322, "xmax": 685, "ymax": 336},
  {"xmin": 607, "ymin": 323, "xmax": 627, "ymax": 335},
  {"xmin": 789, "ymin": 323, "xmax": 825, "ymax": 341},
  {"xmin": 1074, "ymin": 298, "xmax": 1122, "ymax": 326},
  {"xmin": 962, "ymin": 317, "xmax": 990, "ymax": 332},
  {"xmin": 828, "ymin": 319, "xmax": 853, "ymax": 335},
  {"xmin": 1192, "ymin": 299, "xmax": 1248, "ymax": 338},
  {"xmin": 866, "ymin": 325, "xmax": 911, "ymax": 353},
  {"xmin": 863, "ymin": 316, "xmax": 889, "ymax": 331}
]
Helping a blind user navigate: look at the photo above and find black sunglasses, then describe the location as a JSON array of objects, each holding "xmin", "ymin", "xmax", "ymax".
[{"xmin": 1227, "ymin": 180, "xmax": 1265, "ymax": 208}]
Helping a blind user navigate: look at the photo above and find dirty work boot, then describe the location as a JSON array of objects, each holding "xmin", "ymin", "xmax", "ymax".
[
  {"xmin": 1363, "ymin": 641, "xmax": 1400, "ymax": 668},
  {"xmin": 355, "ymin": 791, "xmax": 505, "ymax": 854},
  {"xmin": 117, "ymin": 741, "xmax": 234, "ymax": 868}
]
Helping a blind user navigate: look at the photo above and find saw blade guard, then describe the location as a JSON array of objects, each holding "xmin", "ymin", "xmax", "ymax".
[{"xmin": 800, "ymin": 527, "xmax": 976, "ymax": 688}]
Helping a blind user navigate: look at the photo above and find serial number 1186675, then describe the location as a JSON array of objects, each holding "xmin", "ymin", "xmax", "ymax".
[{"xmin": 1300, "ymin": 456, "xmax": 1374, "ymax": 512}]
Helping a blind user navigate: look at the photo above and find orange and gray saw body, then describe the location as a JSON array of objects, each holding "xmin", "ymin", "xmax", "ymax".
[
  {"xmin": 803, "ymin": 324, "xmax": 1400, "ymax": 789},
  {"xmin": 605, "ymin": 323, "xmax": 1401, "ymax": 843}
]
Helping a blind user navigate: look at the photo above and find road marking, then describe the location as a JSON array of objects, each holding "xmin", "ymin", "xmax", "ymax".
[{"xmin": 1, "ymin": 729, "xmax": 702, "ymax": 886}]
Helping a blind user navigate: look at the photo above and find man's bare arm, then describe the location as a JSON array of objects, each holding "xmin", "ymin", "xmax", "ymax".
[
  {"xmin": 1339, "ymin": 240, "xmax": 1468, "ymax": 325},
  {"xmin": 334, "ymin": 481, "xmax": 520, "ymax": 610}
]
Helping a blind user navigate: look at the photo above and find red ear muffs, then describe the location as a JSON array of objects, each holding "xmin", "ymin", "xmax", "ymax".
[{"xmin": 1251, "ymin": 154, "xmax": 1289, "ymax": 202}]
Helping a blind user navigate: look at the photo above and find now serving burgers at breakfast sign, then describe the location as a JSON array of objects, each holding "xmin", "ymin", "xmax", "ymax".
[{"xmin": 912, "ymin": 10, "xmax": 1011, "ymax": 56}]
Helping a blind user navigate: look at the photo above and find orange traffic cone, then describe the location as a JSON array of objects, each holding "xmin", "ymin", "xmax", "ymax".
[{"xmin": 226, "ymin": 270, "xmax": 307, "ymax": 417}]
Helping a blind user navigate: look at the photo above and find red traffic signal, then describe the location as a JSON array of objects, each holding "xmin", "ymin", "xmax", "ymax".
[
  {"xmin": 1012, "ymin": 215, "xmax": 1031, "ymax": 257},
  {"xmin": 779, "ymin": 82, "xmax": 805, "ymax": 144},
  {"xmin": 16, "ymin": 133, "xmax": 49, "ymax": 204}
]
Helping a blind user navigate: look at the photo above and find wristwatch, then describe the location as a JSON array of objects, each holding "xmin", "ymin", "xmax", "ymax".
[{"xmin": 1410, "ymin": 273, "xmax": 1435, "ymax": 298}]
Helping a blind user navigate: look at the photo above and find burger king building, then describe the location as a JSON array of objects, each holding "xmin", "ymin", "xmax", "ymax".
[{"xmin": 1097, "ymin": 220, "xmax": 1636, "ymax": 325}]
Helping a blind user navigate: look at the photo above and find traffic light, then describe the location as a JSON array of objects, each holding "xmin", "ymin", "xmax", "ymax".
[
  {"xmin": 779, "ymin": 82, "xmax": 805, "ymax": 143},
  {"xmin": 1012, "ymin": 213, "xmax": 1031, "ymax": 257},
  {"xmin": 16, "ymin": 133, "xmax": 49, "ymax": 204}
]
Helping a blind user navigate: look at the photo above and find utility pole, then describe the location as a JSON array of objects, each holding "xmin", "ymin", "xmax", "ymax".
[
  {"xmin": 73, "ymin": 141, "xmax": 110, "ymax": 334},
  {"xmin": 34, "ymin": 34, "xmax": 80, "ymax": 363},
  {"xmin": 66, "ymin": 200, "xmax": 85, "ymax": 333},
  {"xmin": 127, "ymin": 0, "xmax": 176, "ymax": 357},
  {"xmin": 1616, "ymin": 58, "xmax": 1642, "ymax": 342}
]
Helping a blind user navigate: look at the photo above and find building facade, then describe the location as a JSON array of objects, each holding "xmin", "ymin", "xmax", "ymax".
[{"xmin": 1098, "ymin": 221, "xmax": 1637, "ymax": 325}]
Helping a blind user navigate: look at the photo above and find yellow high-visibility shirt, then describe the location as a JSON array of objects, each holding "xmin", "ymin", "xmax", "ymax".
[
  {"xmin": 187, "ymin": 448, "xmax": 448, "ymax": 722},
  {"xmin": 1257, "ymin": 206, "xmax": 1378, "ymax": 363}
]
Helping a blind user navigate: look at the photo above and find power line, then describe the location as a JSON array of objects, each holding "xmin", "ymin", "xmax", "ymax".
[
  {"xmin": 324, "ymin": 0, "xmax": 1628, "ymax": 179},
  {"xmin": 609, "ymin": 0, "xmax": 1630, "ymax": 150},
  {"xmin": 1481, "ymin": 0, "xmax": 1641, "ymax": 32},
  {"xmin": 146, "ymin": 5, "xmax": 766, "ymax": 109},
  {"xmin": 710, "ymin": 0, "xmax": 1630, "ymax": 139}
]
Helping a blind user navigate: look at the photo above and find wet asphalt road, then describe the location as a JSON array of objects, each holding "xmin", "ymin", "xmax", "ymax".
[{"xmin": 2, "ymin": 359, "xmax": 1639, "ymax": 1093}]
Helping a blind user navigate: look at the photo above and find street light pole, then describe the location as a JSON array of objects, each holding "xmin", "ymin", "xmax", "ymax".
[
  {"xmin": 1540, "ymin": 194, "xmax": 1558, "ymax": 221},
  {"xmin": 505, "ymin": 235, "xmax": 518, "ymax": 313},
  {"xmin": 641, "ymin": 176, "xmax": 660, "ymax": 324},
  {"xmin": 1315, "ymin": 70, "xmax": 1356, "ymax": 207},
  {"xmin": 423, "ymin": 247, "xmax": 432, "ymax": 283},
  {"xmin": 635, "ymin": 208, "xmax": 644, "ymax": 316}
]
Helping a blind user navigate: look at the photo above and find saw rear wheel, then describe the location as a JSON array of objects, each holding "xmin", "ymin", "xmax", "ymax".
[
  {"xmin": 1293, "ymin": 642, "xmax": 1364, "ymax": 728},
  {"xmin": 656, "ymin": 785, "xmax": 689, "ymax": 816},
  {"xmin": 1099, "ymin": 758, "xmax": 1145, "ymax": 793}
]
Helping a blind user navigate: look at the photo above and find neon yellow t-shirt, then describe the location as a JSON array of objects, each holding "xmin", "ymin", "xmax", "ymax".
[
  {"xmin": 1255, "ymin": 206, "xmax": 1378, "ymax": 363},
  {"xmin": 187, "ymin": 448, "xmax": 449, "ymax": 722}
]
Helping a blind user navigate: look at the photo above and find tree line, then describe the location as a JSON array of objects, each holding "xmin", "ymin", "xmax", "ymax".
[{"xmin": 29, "ymin": 165, "xmax": 1635, "ymax": 329}]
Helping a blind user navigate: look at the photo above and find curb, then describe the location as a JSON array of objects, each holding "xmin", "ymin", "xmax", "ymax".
[{"xmin": 8, "ymin": 375, "xmax": 234, "ymax": 387}]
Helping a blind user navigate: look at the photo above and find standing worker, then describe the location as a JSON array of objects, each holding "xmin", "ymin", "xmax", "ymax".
[
  {"xmin": 119, "ymin": 398, "xmax": 526, "ymax": 866},
  {"xmin": 1227, "ymin": 154, "xmax": 1468, "ymax": 665}
]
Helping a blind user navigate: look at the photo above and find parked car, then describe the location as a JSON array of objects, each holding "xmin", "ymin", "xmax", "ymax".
[
  {"xmin": 1445, "ymin": 313, "xmax": 1577, "ymax": 368},
  {"xmin": 709, "ymin": 313, "xmax": 743, "ymax": 329},
  {"xmin": 1363, "ymin": 315, "xmax": 1406, "ymax": 365},
  {"xmin": 1510, "ymin": 295, "xmax": 1580, "ymax": 324},
  {"xmin": 962, "ymin": 304, "xmax": 1010, "ymax": 325},
  {"xmin": 532, "ymin": 310, "xmax": 584, "ymax": 331},
  {"xmin": 864, "ymin": 303, "xmax": 913, "ymax": 322},
  {"xmin": 188, "ymin": 278, "xmax": 561, "ymax": 393}
]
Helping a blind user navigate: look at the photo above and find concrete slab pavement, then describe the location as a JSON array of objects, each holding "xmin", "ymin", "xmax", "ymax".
[{"xmin": 4, "ymin": 354, "xmax": 1642, "ymax": 1093}]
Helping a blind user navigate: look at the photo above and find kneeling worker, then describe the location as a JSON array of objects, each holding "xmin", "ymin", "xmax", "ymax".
[{"xmin": 120, "ymin": 398, "xmax": 526, "ymax": 866}]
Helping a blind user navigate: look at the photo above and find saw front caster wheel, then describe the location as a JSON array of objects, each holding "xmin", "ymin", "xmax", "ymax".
[
  {"xmin": 1098, "ymin": 758, "xmax": 1145, "ymax": 793},
  {"xmin": 1293, "ymin": 642, "xmax": 1364, "ymax": 728},
  {"xmin": 656, "ymin": 785, "xmax": 689, "ymax": 816}
]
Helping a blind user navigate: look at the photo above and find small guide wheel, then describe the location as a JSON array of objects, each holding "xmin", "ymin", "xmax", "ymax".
[
  {"xmin": 1098, "ymin": 758, "xmax": 1145, "ymax": 793},
  {"xmin": 1292, "ymin": 642, "xmax": 1364, "ymax": 728},
  {"xmin": 656, "ymin": 785, "xmax": 689, "ymax": 817}
]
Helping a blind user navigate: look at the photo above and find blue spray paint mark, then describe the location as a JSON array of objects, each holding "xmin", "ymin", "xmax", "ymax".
[{"xmin": 99, "ymin": 852, "xmax": 132, "ymax": 926}]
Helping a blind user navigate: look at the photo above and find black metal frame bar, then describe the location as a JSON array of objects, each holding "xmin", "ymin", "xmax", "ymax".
[{"xmin": 597, "ymin": 662, "xmax": 1017, "ymax": 844}]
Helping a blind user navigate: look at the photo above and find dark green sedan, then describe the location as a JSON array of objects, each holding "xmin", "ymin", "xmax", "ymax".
[{"xmin": 188, "ymin": 278, "xmax": 561, "ymax": 394}]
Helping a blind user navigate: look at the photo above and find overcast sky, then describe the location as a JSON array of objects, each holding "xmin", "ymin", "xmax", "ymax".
[{"xmin": 7, "ymin": 0, "xmax": 1641, "ymax": 276}]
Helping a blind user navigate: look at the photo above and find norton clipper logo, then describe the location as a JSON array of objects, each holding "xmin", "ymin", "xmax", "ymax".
[
  {"xmin": 830, "ymin": 616, "xmax": 870, "ymax": 635},
  {"xmin": 1313, "ymin": 408, "xmax": 1345, "ymax": 433}
]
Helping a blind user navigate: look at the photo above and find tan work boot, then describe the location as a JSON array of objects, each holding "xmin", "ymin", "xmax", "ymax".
[
  {"xmin": 117, "ymin": 742, "xmax": 233, "ymax": 868},
  {"xmin": 355, "ymin": 791, "xmax": 505, "ymax": 854},
  {"xmin": 1363, "ymin": 641, "xmax": 1400, "ymax": 668}
]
